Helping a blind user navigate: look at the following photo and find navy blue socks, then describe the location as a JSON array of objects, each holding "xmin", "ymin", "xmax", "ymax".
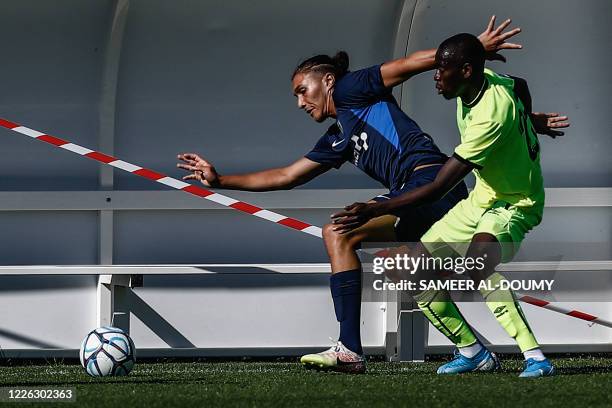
[{"xmin": 330, "ymin": 269, "xmax": 363, "ymax": 355}]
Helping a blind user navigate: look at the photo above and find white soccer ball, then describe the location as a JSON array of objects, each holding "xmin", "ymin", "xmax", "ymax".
[{"xmin": 79, "ymin": 326, "xmax": 136, "ymax": 377}]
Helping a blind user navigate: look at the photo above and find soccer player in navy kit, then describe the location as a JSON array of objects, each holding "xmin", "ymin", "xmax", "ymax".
[{"xmin": 177, "ymin": 17, "xmax": 523, "ymax": 374}]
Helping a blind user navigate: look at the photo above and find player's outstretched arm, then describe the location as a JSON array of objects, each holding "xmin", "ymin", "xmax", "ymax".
[
  {"xmin": 531, "ymin": 112, "xmax": 570, "ymax": 138},
  {"xmin": 176, "ymin": 154, "xmax": 331, "ymax": 192},
  {"xmin": 330, "ymin": 158, "xmax": 473, "ymax": 233},
  {"xmin": 380, "ymin": 15, "xmax": 522, "ymax": 88}
]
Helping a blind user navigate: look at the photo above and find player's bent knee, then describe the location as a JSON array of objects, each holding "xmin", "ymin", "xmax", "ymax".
[
  {"xmin": 322, "ymin": 223, "xmax": 364, "ymax": 251},
  {"xmin": 322, "ymin": 223, "xmax": 335, "ymax": 241},
  {"xmin": 322, "ymin": 223, "xmax": 345, "ymax": 249}
]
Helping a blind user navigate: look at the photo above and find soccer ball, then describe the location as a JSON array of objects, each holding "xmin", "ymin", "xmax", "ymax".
[{"xmin": 79, "ymin": 326, "xmax": 136, "ymax": 377}]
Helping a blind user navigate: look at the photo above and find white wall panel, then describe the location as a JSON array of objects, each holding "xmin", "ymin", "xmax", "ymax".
[{"xmin": 0, "ymin": 1, "xmax": 113, "ymax": 190}]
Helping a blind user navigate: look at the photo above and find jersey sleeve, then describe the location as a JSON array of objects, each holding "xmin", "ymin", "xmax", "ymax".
[
  {"xmin": 304, "ymin": 124, "xmax": 349, "ymax": 169},
  {"xmin": 333, "ymin": 65, "xmax": 391, "ymax": 108},
  {"xmin": 453, "ymin": 120, "xmax": 503, "ymax": 169}
]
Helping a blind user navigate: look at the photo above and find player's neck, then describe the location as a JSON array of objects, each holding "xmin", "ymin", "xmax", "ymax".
[
  {"xmin": 329, "ymin": 107, "xmax": 337, "ymax": 118},
  {"xmin": 327, "ymin": 92, "xmax": 337, "ymax": 118},
  {"xmin": 461, "ymin": 75, "xmax": 486, "ymax": 107}
]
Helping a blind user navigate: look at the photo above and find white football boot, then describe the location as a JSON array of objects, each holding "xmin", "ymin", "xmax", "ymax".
[{"xmin": 300, "ymin": 341, "xmax": 366, "ymax": 374}]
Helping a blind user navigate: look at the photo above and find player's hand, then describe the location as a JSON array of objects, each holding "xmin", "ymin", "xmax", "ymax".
[
  {"xmin": 530, "ymin": 112, "xmax": 570, "ymax": 138},
  {"xmin": 177, "ymin": 153, "xmax": 220, "ymax": 187},
  {"xmin": 330, "ymin": 202, "xmax": 380, "ymax": 234},
  {"xmin": 478, "ymin": 15, "xmax": 522, "ymax": 63}
]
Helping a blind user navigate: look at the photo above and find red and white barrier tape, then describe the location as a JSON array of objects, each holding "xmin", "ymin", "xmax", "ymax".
[
  {"xmin": 519, "ymin": 295, "xmax": 612, "ymax": 329},
  {"xmin": 0, "ymin": 118, "xmax": 322, "ymax": 238},
  {"xmin": 1, "ymin": 117, "xmax": 609, "ymax": 329}
]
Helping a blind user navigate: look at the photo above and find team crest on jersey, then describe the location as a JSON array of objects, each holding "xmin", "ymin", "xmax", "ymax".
[{"xmin": 351, "ymin": 132, "xmax": 368, "ymax": 164}]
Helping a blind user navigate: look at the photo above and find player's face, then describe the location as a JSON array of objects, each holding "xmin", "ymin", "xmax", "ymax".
[
  {"xmin": 433, "ymin": 59, "xmax": 465, "ymax": 100},
  {"xmin": 292, "ymin": 72, "xmax": 334, "ymax": 122}
]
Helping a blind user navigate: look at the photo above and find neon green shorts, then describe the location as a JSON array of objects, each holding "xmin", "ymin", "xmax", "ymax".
[{"xmin": 421, "ymin": 192, "xmax": 543, "ymax": 263}]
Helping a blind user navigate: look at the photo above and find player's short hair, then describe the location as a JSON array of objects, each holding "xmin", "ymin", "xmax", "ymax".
[
  {"xmin": 292, "ymin": 51, "xmax": 349, "ymax": 80},
  {"xmin": 436, "ymin": 33, "xmax": 485, "ymax": 74}
]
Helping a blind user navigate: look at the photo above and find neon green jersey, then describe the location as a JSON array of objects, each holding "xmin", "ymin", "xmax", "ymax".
[{"xmin": 454, "ymin": 68, "xmax": 544, "ymax": 214}]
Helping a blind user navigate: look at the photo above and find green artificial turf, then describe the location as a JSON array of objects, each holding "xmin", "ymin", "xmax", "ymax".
[{"xmin": 1, "ymin": 357, "xmax": 611, "ymax": 407}]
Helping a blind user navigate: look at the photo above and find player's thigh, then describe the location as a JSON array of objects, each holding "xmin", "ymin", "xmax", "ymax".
[
  {"xmin": 475, "ymin": 203, "xmax": 541, "ymax": 263},
  {"xmin": 352, "ymin": 213, "xmax": 398, "ymax": 243},
  {"xmin": 383, "ymin": 166, "xmax": 469, "ymax": 243},
  {"xmin": 420, "ymin": 195, "xmax": 484, "ymax": 258},
  {"xmin": 323, "ymin": 206, "xmax": 397, "ymax": 249},
  {"xmin": 393, "ymin": 182, "xmax": 468, "ymax": 242}
]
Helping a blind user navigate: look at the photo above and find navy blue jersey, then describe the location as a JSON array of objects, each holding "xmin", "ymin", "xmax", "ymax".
[{"xmin": 305, "ymin": 65, "xmax": 447, "ymax": 192}]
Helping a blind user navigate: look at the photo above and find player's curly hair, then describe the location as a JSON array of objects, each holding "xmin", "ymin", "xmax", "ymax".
[{"xmin": 291, "ymin": 51, "xmax": 349, "ymax": 80}]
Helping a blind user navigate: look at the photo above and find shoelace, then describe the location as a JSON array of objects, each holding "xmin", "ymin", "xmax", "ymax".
[
  {"xmin": 448, "ymin": 349, "xmax": 462, "ymax": 361},
  {"xmin": 524, "ymin": 359, "xmax": 538, "ymax": 369},
  {"xmin": 328, "ymin": 337, "xmax": 342, "ymax": 353}
]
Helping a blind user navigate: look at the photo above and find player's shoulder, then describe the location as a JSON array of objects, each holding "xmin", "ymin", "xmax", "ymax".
[
  {"xmin": 484, "ymin": 68, "xmax": 514, "ymax": 87},
  {"xmin": 333, "ymin": 64, "xmax": 387, "ymax": 106},
  {"xmin": 325, "ymin": 122, "xmax": 341, "ymax": 136},
  {"xmin": 336, "ymin": 65, "xmax": 382, "ymax": 88},
  {"xmin": 484, "ymin": 68, "xmax": 515, "ymax": 107},
  {"xmin": 471, "ymin": 69, "xmax": 515, "ymax": 122}
]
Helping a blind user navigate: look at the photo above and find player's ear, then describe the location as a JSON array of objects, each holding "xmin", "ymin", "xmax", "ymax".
[
  {"xmin": 462, "ymin": 63, "xmax": 473, "ymax": 80},
  {"xmin": 323, "ymin": 72, "xmax": 336, "ymax": 89}
]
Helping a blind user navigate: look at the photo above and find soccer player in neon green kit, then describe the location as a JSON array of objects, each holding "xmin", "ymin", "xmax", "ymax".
[{"xmin": 331, "ymin": 25, "xmax": 568, "ymax": 377}]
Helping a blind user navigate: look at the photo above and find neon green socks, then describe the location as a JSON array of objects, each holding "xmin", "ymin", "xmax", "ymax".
[
  {"xmin": 414, "ymin": 289, "xmax": 478, "ymax": 348},
  {"xmin": 480, "ymin": 272, "xmax": 539, "ymax": 352}
]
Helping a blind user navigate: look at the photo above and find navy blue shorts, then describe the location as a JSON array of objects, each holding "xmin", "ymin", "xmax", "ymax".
[{"xmin": 372, "ymin": 165, "xmax": 468, "ymax": 242}]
